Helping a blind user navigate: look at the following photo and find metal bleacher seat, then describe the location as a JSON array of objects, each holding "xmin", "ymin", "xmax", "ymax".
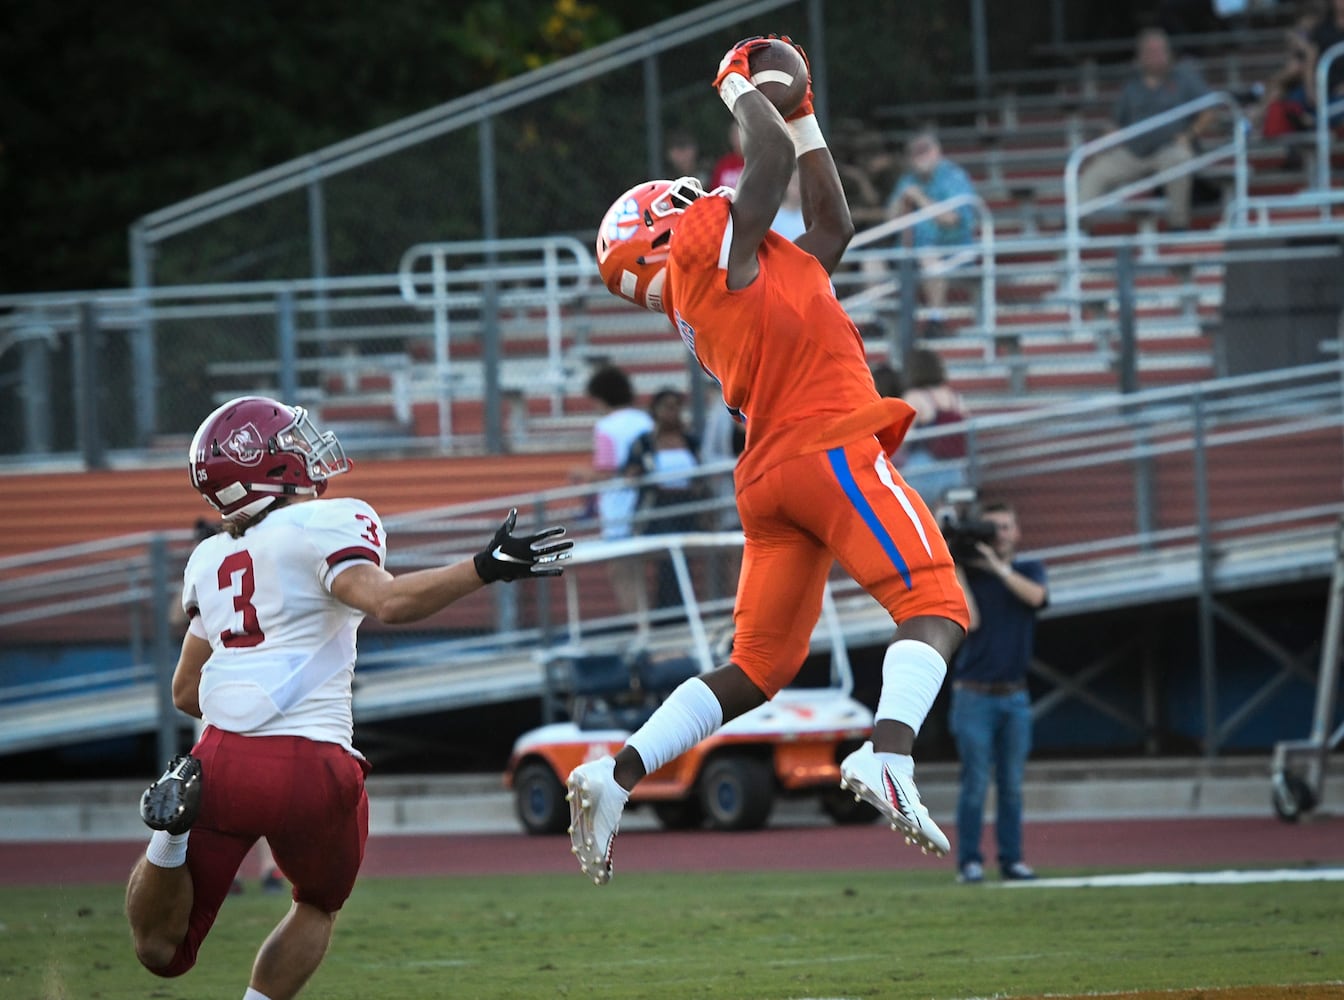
[
  {"xmin": 552, "ymin": 650, "xmax": 648, "ymax": 732},
  {"xmin": 546, "ymin": 648, "xmax": 702, "ymax": 733}
]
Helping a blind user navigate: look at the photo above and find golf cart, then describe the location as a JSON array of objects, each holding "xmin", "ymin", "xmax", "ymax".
[{"xmin": 504, "ymin": 532, "xmax": 879, "ymax": 834}]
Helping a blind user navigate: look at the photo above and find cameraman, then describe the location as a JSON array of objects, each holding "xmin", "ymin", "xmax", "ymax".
[{"xmin": 949, "ymin": 501, "xmax": 1047, "ymax": 884}]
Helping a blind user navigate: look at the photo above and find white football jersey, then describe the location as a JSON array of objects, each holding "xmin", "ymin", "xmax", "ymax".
[{"xmin": 182, "ymin": 497, "xmax": 388, "ymax": 752}]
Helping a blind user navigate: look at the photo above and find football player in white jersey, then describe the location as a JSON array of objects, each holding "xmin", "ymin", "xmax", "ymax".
[{"xmin": 126, "ymin": 396, "xmax": 571, "ymax": 1000}]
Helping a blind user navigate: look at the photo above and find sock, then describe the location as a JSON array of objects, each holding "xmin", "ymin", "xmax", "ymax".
[
  {"xmin": 874, "ymin": 639, "xmax": 947, "ymax": 737},
  {"xmin": 626, "ymin": 677, "xmax": 724, "ymax": 776},
  {"xmin": 243, "ymin": 989, "xmax": 273, "ymax": 1000},
  {"xmin": 145, "ymin": 830, "xmax": 189, "ymax": 869}
]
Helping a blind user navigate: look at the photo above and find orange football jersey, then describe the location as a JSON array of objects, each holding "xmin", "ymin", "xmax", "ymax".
[{"xmin": 667, "ymin": 193, "xmax": 914, "ymax": 488}]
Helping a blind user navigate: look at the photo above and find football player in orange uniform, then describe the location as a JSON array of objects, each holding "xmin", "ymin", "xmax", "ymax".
[{"xmin": 568, "ymin": 35, "xmax": 969, "ymax": 885}]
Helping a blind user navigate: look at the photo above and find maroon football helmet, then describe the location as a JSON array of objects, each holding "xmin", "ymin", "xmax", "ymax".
[{"xmin": 188, "ymin": 396, "xmax": 351, "ymax": 519}]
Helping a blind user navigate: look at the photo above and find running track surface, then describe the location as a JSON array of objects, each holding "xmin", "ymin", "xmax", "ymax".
[{"xmin": 2, "ymin": 815, "xmax": 1341, "ymax": 886}]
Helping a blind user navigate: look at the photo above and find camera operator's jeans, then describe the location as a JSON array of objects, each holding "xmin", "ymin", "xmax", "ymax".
[{"xmin": 950, "ymin": 686, "xmax": 1033, "ymax": 870}]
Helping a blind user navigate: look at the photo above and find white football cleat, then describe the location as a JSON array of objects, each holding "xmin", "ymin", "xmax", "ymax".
[
  {"xmin": 839, "ymin": 741, "xmax": 950, "ymax": 857},
  {"xmin": 566, "ymin": 756, "xmax": 626, "ymax": 886}
]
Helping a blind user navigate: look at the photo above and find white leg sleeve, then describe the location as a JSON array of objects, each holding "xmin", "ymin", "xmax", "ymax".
[
  {"xmin": 874, "ymin": 639, "xmax": 948, "ymax": 736},
  {"xmin": 626, "ymin": 677, "xmax": 724, "ymax": 776}
]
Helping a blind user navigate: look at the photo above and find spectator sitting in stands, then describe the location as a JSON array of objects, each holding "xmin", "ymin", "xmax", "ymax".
[
  {"xmin": 1302, "ymin": 0, "xmax": 1344, "ymax": 136},
  {"xmin": 1077, "ymin": 27, "xmax": 1215, "ymax": 232},
  {"xmin": 885, "ymin": 128, "xmax": 976, "ymax": 338},
  {"xmin": 897, "ymin": 348, "xmax": 969, "ymax": 506},
  {"xmin": 1254, "ymin": 12, "xmax": 1321, "ymax": 166}
]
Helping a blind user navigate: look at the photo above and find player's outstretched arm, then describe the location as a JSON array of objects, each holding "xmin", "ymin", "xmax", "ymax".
[
  {"xmin": 331, "ymin": 509, "xmax": 572, "ymax": 624},
  {"xmin": 784, "ymin": 40, "xmax": 854, "ymax": 275},
  {"xmin": 714, "ymin": 39, "xmax": 795, "ymax": 291}
]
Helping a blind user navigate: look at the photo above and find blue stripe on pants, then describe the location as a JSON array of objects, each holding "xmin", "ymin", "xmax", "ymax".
[{"xmin": 825, "ymin": 446, "xmax": 913, "ymax": 589}]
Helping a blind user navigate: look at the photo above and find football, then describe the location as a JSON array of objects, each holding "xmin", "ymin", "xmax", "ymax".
[{"xmin": 747, "ymin": 37, "xmax": 808, "ymax": 118}]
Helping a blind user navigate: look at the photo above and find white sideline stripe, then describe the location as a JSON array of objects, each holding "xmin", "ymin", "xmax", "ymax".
[
  {"xmin": 950, "ymin": 982, "xmax": 1344, "ymax": 1000},
  {"xmin": 999, "ymin": 867, "xmax": 1344, "ymax": 889}
]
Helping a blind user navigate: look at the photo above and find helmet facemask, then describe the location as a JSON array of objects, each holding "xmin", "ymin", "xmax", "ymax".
[
  {"xmin": 190, "ymin": 397, "xmax": 351, "ymax": 521},
  {"xmin": 596, "ymin": 176, "xmax": 706, "ymax": 314},
  {"xmin": 277, "ymin": 405, "xmax": 350, "ymax": 485}
]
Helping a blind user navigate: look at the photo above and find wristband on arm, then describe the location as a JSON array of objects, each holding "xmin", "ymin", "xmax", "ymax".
[
  {"xmin": 718, "ymin": 72, "xmax": 757, "ymax": 112},
  {"xmin": 787, "ymin": 114, "xmax": 827, "ymax": 156}
]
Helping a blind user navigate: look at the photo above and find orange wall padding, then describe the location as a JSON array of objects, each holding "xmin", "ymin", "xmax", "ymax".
[{"xmin": 0, "ymin": 452, "xmax": 589, "ymax": 561}]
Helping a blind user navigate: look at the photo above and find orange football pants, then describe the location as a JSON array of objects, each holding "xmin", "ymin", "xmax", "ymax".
[{"xmin": 731, "ymin": 436, "xmax": 969, "ymax": 698}]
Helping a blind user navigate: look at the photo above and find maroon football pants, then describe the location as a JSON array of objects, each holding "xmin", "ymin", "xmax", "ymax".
[{"xmin": 154, "ymin": 726, "xmax": 369, "ymax": 978}]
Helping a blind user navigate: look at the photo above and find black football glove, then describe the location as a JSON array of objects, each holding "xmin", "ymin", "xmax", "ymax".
[{"xmin": 473, "ymin": 508, "xmax": 572, "ymax": 584}]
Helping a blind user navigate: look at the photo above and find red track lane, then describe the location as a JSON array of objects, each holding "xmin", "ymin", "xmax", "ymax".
[{"xmin": 2, "ymin": 816, "xmax": 1340, "ymax": 887}]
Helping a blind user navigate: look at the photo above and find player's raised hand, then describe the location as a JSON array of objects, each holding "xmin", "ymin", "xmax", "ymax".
[
  {"xmin": 712, "ymin": 35, "xmax": 770, "ymax": 92},
  {"xmin": 473, "ymin": 508, "xmax": 572, "ymax": 583},
  {"xmin": 775, "ymin": 34, "xmax": 815, "ymax": 121}
]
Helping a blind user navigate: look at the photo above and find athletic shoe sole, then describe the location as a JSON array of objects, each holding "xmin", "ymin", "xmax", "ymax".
[{"xmin": 140, "ymin": 755, "xmax": 202, "ymax": 835}]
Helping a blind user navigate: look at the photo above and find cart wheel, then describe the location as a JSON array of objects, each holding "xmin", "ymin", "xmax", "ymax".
[
  {"xmin": 514, "ymin": 762, "xmax": 569, "ymax": 835},
  {"xmin": 1271, "ymin": 769, "xmax": 1318, "ymax": 823},
  {"xmin": 698, "ymin": 755, "xmax": 774, "ymax": 831}
]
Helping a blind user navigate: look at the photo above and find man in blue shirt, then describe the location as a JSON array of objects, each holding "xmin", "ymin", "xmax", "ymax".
[
  {"xmin": 886, "ymin": 128, "xmax": 976, "ymax": 337},
  {"xmin": 950, "ymin": 501, "xmax": 1048, "ymax": 883}
]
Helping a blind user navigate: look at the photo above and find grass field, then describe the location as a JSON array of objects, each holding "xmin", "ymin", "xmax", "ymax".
[{"xmin": 2, "ymin": 869, "xmax": 1342, "ymax": 1000}]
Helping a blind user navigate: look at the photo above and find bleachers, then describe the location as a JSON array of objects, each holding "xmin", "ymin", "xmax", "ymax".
[
  {"xmin": 164, "ymin": 15, "xmax": 1344, "ymax": 451},
  {"xmin": 5, "ymin": 12, "xmax": 1342, "ymax": 760},
  {"xmin": 826, "ymin": 13, "xmax": 1344, "ymax": 416}
]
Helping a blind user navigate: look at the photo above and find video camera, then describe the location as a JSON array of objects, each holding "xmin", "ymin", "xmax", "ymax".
[{"xmin": 935, "ymin": 487, "xmax": 998, "ymax": 565}]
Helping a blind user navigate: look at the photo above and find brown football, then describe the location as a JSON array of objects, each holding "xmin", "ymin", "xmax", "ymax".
[{"xmin": 747, "ymin": 38, "xmax": 808, "ymax": 118}]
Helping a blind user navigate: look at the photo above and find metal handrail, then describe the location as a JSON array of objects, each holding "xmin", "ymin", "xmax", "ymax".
[
  {"xmin": 3, "ymin": 362, "xmax": 1341, "ymax": 755},
  {"xmin": 1063, "ymin": 90, "xmax": 1250, "ymax": 321},
  {"xmin": 396, "ymin": 235, "xmax": 595, "ymax": 446},
  {"xmin": 1316, "ymin": 40, "xmax": 1344, "ymax": 192},
  {"xmin": 132, "ymin": 0, "xmax": 799, "ymax": 245},
  {"xmin": 1221, "ymin": 187, "xmax": 1344, "ymax": 228},
  {"xmin": 843, "ymin": 192, "xmax": 996, "ymax": 333}
]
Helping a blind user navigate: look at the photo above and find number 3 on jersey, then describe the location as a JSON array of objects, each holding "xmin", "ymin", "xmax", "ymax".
[
  {"xmin": 218, "ymin": 550, "xmax": 266, "ymax": 648},
  {"xmin": 355, "ymin": 512, "xmax": 381, "ymax": 546}
]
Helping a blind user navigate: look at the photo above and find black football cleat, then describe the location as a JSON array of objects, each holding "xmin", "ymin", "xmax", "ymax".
[{"xmin": 140, "ymin": 755, "xmax": 203, "ymax": 835}]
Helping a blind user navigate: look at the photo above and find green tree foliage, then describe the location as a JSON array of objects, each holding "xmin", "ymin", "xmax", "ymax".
[
  {"xmin": 0, "ymin": 0, "xmax": 680, "ymax": 294},
  {"xmin": 0, "ymin": 0, "xmax": 1138, "ymax": 295}
]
